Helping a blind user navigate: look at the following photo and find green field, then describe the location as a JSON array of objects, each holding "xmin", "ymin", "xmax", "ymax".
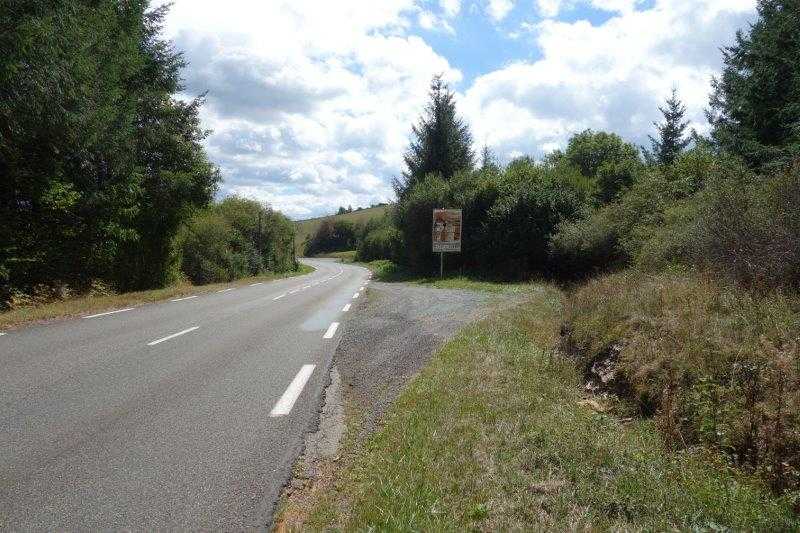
[{"xmin": 294, "ymin": 205, "xmax": 391, "ymax": 256}]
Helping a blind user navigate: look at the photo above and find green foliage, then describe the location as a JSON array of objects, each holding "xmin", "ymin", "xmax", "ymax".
[
  {"xmin": 357, "ymin": 227, "xmax": 402, "ymax": 263},
  {"xmin": 562, "ymin": 130, "xmax": 643, "ymax": 203},
  {"xmin": 394, "ymin": 76, "xmax": 474, "ymax": 199},
  {"xmin": 0, "ymin": 1, "xmax": 219, "ymax": 302},
  {"xmin": 179, "ymin": 196, "xmax": 296, "ymax": 285},
  {"xmin": 394, "ymin": 174, "xmax": 449, "ymax": 272},
  {"xmin": 480, "ymin": 160, "xmax": 588, "ymax": 276},
  {"xmin": 179, "ymin": 213, "xmax": 251, "ymax": 285},
  {"xmin": 304, "ymin": 219, "xmax": 359, "ymax": 256},
  {"xmin": 708, "ymin": 0, "xmax": 800, "ymax": 170},
  {"xmin": 644, "ymin": 88, "xmax": 692, "ymax": 166}
]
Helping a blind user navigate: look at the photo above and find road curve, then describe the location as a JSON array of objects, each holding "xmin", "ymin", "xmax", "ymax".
[{"xmin": 0, "ymin": 259, "xmax": 369, "ymax": 529}]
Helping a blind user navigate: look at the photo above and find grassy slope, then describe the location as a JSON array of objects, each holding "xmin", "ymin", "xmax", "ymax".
[
  {"xmin": 0, "ymin": 265, "xmax": 314, "ymax": 330},
  {"xmin": 294, "ymin": 205, "xmax": 390, "ymax": 256},
  {"xmin": 295, "ymin": 283, "xmax": 797, "ymax": 530}
]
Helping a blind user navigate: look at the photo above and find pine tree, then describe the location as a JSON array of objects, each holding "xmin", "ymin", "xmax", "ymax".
[
  {"xmin": 479, "ymin": 145, "xmax": 500, "ymax": 172},
  {"xmin": 707, "ymin": 0, "xmax": 800, "ymax": 170},
  {"xmin": 394, "ymin": 76, "xmax": 474, "ymax": 198},
  {"xmin": 645, "ymin": 88, "xmax": 691, "ymax": 166}
]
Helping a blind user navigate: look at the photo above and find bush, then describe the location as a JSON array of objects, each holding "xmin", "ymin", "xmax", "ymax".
[
  {"xmin": 357, "ymin": 227, "xmax": 402, "ymax": 262},
  {"xmin": 394, "ymin": 174, "xmax": 449, "ymax": 273},
  {"xmin": 178, "ymin": 212, "xmax": 252, "ymax": 285},
  {"xmin": 549, "ymin": 209, "xmax": 622, "ymax": 278},
  {"xmin": 480, "ymin": 160, "xmax": 589, "ymax": 277},
  {"xmin": 563, "ymin": 270, "xmax": 800, "ymax": 493},
  {"xmin": 304, "ymin": 219, "xmax": 359, "ymax": 256}
]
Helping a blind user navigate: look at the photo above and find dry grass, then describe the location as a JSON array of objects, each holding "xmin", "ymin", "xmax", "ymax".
[
  {"xmin": 291, "ymin": 284, "xmax": 796, "ymax": 530},
  {"xmin": 564, "ymin": 270, "xmax": 800, "ymax": 494},
  {"xmin": 0, "ymin": 265, "xmax": 314, "ymax": 330}
]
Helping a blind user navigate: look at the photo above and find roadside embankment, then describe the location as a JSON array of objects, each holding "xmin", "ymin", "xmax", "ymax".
[{"xmin": 277, "ymin": 274, "xmax": 797, "ymax": 530}]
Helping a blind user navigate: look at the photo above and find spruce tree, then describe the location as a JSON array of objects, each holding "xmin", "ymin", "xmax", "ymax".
[
  {"xmin": 394, "ymin": 76, "xmax": 474, "ymax": 198},
  {"xmin": 707, "ymin": 0, "xmax": 800, "ymax": 170},
  {"xmin": 645, "ymin": 88, "xmax": 691, "ymax": 166}
]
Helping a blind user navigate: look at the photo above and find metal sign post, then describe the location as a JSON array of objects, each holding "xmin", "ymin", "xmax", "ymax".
[{"xmin": 432, "ymin": 209, "xmax": 462, "ymax": 278}]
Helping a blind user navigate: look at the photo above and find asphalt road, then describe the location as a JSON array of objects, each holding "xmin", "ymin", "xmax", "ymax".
[{"xmin": 0, "ymin": 259, "xmax": 369, "ymax": 530}]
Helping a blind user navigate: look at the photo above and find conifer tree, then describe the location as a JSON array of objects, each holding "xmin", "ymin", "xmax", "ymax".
[
  {"xmin": 394, "ymin": 76, "xmax": 474, "ymax": 198},
  {"xmin": 707, "ymin": 0, "xmax": 800, "ymax": 169},
  {"xmin": 645, "ymin": 88, "xmax": 691, "ymax": 166}
]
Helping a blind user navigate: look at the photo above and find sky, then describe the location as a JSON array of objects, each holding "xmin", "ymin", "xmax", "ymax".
[{"xmin": 158, "ymin": 0, "xmax": 757, "ymax": 219}]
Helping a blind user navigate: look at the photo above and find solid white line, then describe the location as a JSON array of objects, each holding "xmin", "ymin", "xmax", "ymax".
[
  {"xmin": 273, "ymin": 294, "xmax": 286, "ymax": 300},
  {"xmin": 83, "ymin": 308, "xmax": 134, "ymax": 319},
  {"xmin": 302, "ymin": 285, "xmax": 311, "ymax": 289},
  {"xmin": 250, "ymin": 282, "xmax": 263, "ymax": 286},
  {"xmin": 171, "ymin": 295, "xmax": 197, "ymax": 302},
  {"xmin": 147, "ymin": 326, "xmax": 199, "ymax": 346},
  {"xmin": 270, "ymin": 364, "xmax": 316, "ymax": 417},
  {"xmin": 217, "ymin": 288, "xmax": 234, "ymax": 293},
  {"xmin": 352, "ymin": 292, "xmax": 359, "ymax": 299},
  {"xmin": 342, "ymin": 303, "xmax": 351, "ymax": 312},
  {"xmin": 323, "ymin": 322, "xmax": 339, "ymax": 339}
]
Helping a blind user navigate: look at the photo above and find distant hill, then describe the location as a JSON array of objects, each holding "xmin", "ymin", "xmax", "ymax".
[{"xmin": 294, "ymin": 205, "xmax": 391, "ymax": 256}]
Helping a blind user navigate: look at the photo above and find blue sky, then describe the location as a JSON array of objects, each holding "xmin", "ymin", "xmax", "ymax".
[{"xmin": 160, "ymin": 0, "xmax": 757, "ymax": 219}]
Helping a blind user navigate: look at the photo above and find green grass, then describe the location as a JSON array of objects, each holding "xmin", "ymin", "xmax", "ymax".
[
  {"xmin": 361, "ymin": 259, "xmax": 536, "ymax": 294},
  {"xmin": 294, "ymin": 205, "xmax": 390, "ymax": 256},
  {"xmin": 297, "ymin": 286, "xmax": 797, "ymax": 531},
  {"xmin": 0, "ymin": 264, "xmax": 314, "ymax": 330}
]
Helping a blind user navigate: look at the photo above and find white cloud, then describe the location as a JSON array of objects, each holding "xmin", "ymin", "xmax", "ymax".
[
  {"xmin": 160, "ymin": 0, "xmax": 460, "ymax": 218},
  {"xmin": 463, "ymin": 0, "xmax": 757, "ymax": 161},
  {"xmin": 536, "ymin": 0, "xmax": 564, "ymax": 18},
  {"xmin": 486, "ymin": 0, "xmax": 514, "ymax": 21},
  {"xmin": 440, "ymin": 0, "xmax": 462, "ymax": 17}
]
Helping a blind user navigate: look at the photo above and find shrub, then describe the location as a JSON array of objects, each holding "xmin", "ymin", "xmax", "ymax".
[
  {"xmin": 304, "ymin": 219, "xmax": 359, "ymax": 256},
  {"xmin": 357, "ymin": 227, "xmax": 402, "ymax": 262},
  {"xmin": 480, "ymin": 162, "xmax": 588, "ymax": 277},
  {"xmin": 564, "ymin": 270, "xmax": 800, "ymax": 493},
  {"xmin": 179, "ymin": 212, "xmax": 252, "ymax": 285}
]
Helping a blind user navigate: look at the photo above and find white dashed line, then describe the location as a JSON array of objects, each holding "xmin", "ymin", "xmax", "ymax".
[
  {"xmin": 270, "ymin": 364, "xmax": 316, "ymax": 417},
  {"xmin": 342, "ymin": 303, "xmax": 351, "ymax": 312},
  {"xmin": 0, "ymin": 332, "xmax": 6, "ymax": 336},
  {"xmin": 171, "ymin": 295, "xmax": 197, "ymax": 302},
  {"xmin": 217, "ymin": 288, "xmax": 234, "ymax": 293},
  {"xmin": 352, "ymin": 292, "xmax": 360, "ymax": 299},
  {"xmin": 83, "ymin": 308, "xmax": 134, "ymax": 319},
  {"xmin": 147, "ymin": 326, "xmax": 199, "ymax": 346},
  {"xmin": 250, "ymin": 282, "xmax": 263, "ymax": 286},
  {"xmin": 273, "ymin": 294, "xmax": 286, "ymax": 300},
  {"xmin": 323, "ymin": 322, "xmax": 339, "ymax": 339}
]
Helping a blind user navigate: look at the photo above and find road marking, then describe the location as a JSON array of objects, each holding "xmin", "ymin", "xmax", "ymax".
[
  {"xmin": 171, "ymin": 295, "xmax": 197, "ymax": 302},
  {"xmin": 147, "ymin": 326, "xmax": 199, "ymax": 346},
  {"xmin": 83, "ymin": 308, "xmax": 134, "ymax": 319},
  {"xmin": 323, "ymin": 322, "xmax": 339, "ymax": 339},
  {"xmin": 270, "ymin": 364, "xmax": 316, "ymax": 417},
  {"xmin": 342, "ymin": 303, "xmax": 351, "ymax": 312},
  {"xmin": 250, "ymin": 282, "xmax": 263, "ymax": 286},
  {"xmin": 303, "ymin": 285, "xmax": 311, "ymax": 289},
  {"xmin": 359, "ymin": 286, "xmax": 365, "ymax": 291},
  {"xmin": 273, "ymin": 294, "xmax": 286, "ymax": 300},
  {"xmin": 217, "ymin": 288, "xmax": 234, "ymax": 293},
  {"xmin": 352, "ymin": 292, "xmax": 360, "ymax": 299},
  {"xmin": 0, "ymin": 332, "xmax": 5, "ymax": 336}
]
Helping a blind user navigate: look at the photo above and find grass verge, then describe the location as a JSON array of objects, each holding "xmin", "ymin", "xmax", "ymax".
[
  {"xmin": 361, "ymin": 259, "xmax": 535, "ymax": 294},
  {"xmin": 0, "ymin": 264, "xmax": 314, "ymax": 330},
  {"xmin": 294, "ymin": 284, "xmax": 797, "ymax": 530}
]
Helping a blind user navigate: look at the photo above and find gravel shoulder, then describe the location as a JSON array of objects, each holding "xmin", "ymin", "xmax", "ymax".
[{"xmin": 275, "ymin": 280, "xmax": 517, "ymax": 530}]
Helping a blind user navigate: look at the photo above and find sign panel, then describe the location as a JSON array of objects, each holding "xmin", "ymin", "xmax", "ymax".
[{"xmin": 432, "ymin": 209, "xmax": 462, "ymax": 253}]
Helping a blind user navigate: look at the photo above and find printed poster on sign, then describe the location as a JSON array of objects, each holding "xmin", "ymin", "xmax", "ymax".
[{"xmin": 432, "ymin": 209, "xmax": 462, "ymax": 253}]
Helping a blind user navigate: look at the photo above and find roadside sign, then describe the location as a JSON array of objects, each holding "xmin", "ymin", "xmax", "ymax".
[{"xmin": 432, "ymin": 209, "xmax": 462, "ymax": 253}]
